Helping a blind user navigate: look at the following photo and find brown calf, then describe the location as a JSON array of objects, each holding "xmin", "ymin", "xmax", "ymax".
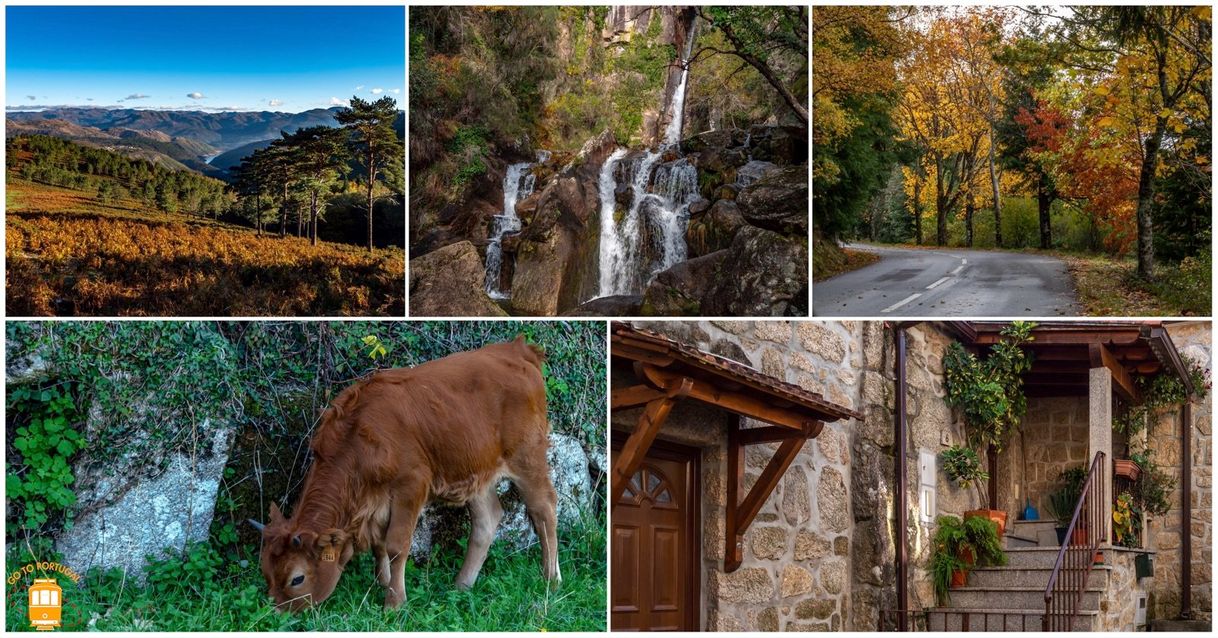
[{"xmin": 250, "ymin": 336, "xmax": 560, "ymax": 610}]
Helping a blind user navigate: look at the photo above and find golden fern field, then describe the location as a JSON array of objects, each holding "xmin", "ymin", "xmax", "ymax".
[{"xmin": 6, "ymin": 178, "xmax": 405, "ymax": 316}]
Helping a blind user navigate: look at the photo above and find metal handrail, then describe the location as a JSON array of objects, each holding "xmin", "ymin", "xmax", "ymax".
[{"xmin": 1043, "ymin": 451, "xmax": 1107, "ymax": 631}]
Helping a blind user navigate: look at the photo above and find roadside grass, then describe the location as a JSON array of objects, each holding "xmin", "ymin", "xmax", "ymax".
[
  {"xmin": 6, "ymin": 177, "xmax": 405, "ymax": 316},
  {"xmin": 5, "ymin": 513, "xmax": 605, "ymax": 632},
  {"xmin": 1062, "ymin": 252, "xmax": 1211, "ymax": 317},
  {"xmin": 812, "ymin": 236, "xmax": 882, "ymax": 281}
]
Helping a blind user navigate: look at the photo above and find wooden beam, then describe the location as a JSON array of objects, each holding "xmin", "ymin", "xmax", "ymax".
[
  {"xmin": 610, "ymin": 397, "xmax": 676, "ymax": 507},
  {"xmin": 737, "ymin": 422, "xmax": 824, "ymax": 445},
  {"xmin": 610, "ymin": 384, "xmax": 667, "ymax": 411},
  {"xmin": 640, "ymin": 364, "xmax": 820, "ymax": 431},
  {"xmin": 725, "ymin": 430, "xmax": 807, "ymax": 572},
  {"xmin": 1089, "ymin": 343, "xmax": 1142, "ymax": 404}
]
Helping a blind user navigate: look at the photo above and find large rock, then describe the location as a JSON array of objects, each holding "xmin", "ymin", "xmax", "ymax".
[
  {"xmin": 747, "ymin": 125, "xmax": 808, "ymax": 165},
  {"xmin": 58, "ymin": 422, "xmax": 235, "ymax": 579},
  {"xmin": 409, "ymin": 241, "xmax": 508, "ymax": 317},
  {"xmin": 701, "ymin": 226, "xmax": 808, "ymax": 316},
  {"xmin": 512, "ymin": 130, "xmax": 617, "ymax": 314},
  {"xmin": 737, "ymin": 165, "xmax": 809, "ymax": 236},
  {"xmin": 641, "ymin": 250, "xmax": 728, "ymax": 315},
  {"xmin": 565, "ymin": 295, "xmax": 643, "ymax": 316},
  {"xmin": 686, "ymin": 199, "xmax": 745, "ymax": 257},
  {"xmin": 408, "ymin": 432, "xmax": 595, "ymax": 559}
]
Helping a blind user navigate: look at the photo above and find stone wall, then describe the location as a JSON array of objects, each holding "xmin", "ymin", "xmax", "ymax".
[
  {"xmin": 995, "ymin": 396, "xmax": 1090, "ymax": 522},
  {"xmin": 613, "ymin": 320, "xmax": 864, "ymax": 631},
  {"xmin": 1145, "ymin": 322, "xmax": 1213, "ymax": 621},
  {"xmin": 1097, "ymin": 548, "xmax": 1153, "ymax": 631}
]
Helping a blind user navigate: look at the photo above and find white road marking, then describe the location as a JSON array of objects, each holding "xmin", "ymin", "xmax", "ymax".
[
  {"xmin": 950, "ymin": 264, "xmax": 965, "ymax": 275},
  {"xmin": 882, "ymin": 293, "xmax": 922, "ymax": 313},
  {"xmin": 927, "ymin": 277, "xmax": 951, "ymax": 289}
]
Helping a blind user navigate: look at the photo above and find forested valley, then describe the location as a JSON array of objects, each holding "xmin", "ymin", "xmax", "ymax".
[
  {"xmin": 813, "ymin": 6, "xmax": 1211, "ymax": 315},
  {"xmin": 6, "ymin": 97, "xmax": 405, "ymax": 316},
  {"xmin": 409, "ymin": 6, "xmax": 810, "ymax": 317}
]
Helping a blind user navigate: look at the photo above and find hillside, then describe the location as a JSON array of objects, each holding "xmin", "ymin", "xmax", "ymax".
[{"xmin": 6, "ymin": 136, "xmax": 404, "ymax": 316}]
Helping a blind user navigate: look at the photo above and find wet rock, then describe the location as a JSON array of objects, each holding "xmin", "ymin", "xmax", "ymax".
[
  {"xmin": 701, "ymin": 226, "xmax": 808, "ymax": 316},
  {"xmin": 641, "ymin": 250, "xmax": 729, "ymax": 316},
  {"xmin": 564, "ymin": 295, "xmax": 643, "ymax": 317},
  {"xmin": 614, "ymin": 183, "xmax": 633, "ymax": 208},
  {"xmin": 681, "ymin": 129, "xmax": 738, "ymax": 154},
  {"xmin": 688, "ymin": 197, "xmax": 711, "ymax": 216},
  {"xmin": 748, "ymin": 125, "xmax": 808, "ymax": 165},
  {"xmin": 409, "ymin": 241, "xmax": 508, "ymax": 317},
  {"xmin": 686, "ymin": 199, "xmax": 745, "ymax": 257},
  {"xmin": 737, "ymin": 166, "xmax": 808, "ymax": 237}
]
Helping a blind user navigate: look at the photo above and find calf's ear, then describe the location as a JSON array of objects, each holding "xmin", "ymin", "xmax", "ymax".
[
  {"xmin": 269, "ymin": 502, "xmax": 286, "ymax": 525},
  {"xmin": 317, "ymin": 529, "xmax": 349, "ymax": 548}
]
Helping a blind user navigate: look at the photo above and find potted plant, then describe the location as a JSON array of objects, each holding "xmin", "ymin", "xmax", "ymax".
[
  {"xmin": 1046, "ymin": 465, "xmax": 1086, "ymax": 545},
  {"xmin": 1113, "ymin": 491, "xmax": 1141, "ymax": 548},
  {"xmin": 931, "ymin": 515, "xmax": 1007, "ymax": 605},
  {"xmin": 1114, "ymin": 459, "xmax": 1141, "ymax": 481},
  {"xmin": 944, "ymin": 322, "xmax": 1036, "ymax": 536}
]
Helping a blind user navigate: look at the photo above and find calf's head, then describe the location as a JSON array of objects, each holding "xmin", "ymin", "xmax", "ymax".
[{"xmin": 249, "ymin": 504, "xmax": 353, "ymax": 611}]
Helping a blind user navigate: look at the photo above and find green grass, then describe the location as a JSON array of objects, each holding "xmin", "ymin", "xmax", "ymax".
[{"xmin": 6, "ymin": 514, "xmax": 605, "ymax": 632}]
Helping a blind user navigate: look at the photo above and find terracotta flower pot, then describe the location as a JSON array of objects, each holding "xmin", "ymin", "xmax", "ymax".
[
  {"xmin": 951, "ymin": 568, "xmax": 968, "ymax": 589},
  {"xmin": 965, "ymin": 509, "xmax": 1008, "ymax": 537},
  {"xmin": 1071, "ymin": 527, "xmax": 1088, "ymax": 546},
  {"xmin": 1115, "ymin": 459, "xmax": 1141, "ymax": 481},
  {"xmin": 958, "ymin": 546, "xmax": 977, "ymax": 568}
]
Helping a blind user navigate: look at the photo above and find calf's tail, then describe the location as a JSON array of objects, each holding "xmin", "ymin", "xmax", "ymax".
[{"xmin": 513, "ymin": 334, "xmax": 546, "ymax": 369}]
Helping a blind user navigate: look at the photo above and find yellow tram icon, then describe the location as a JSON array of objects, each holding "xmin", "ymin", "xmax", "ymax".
[{"xmin": 28, "ymin": 578, "xmax": 63, "ymax": 631}]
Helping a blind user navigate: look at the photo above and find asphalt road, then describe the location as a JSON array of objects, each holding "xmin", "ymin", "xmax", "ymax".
[{"xmin": 813, "ymin": 243, "xmax": 1081, "ymax": 317}]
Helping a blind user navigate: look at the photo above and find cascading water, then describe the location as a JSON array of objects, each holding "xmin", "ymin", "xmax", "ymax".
[
  {"xmin": 594, "ymin": 14, "xmax": 699, "ymax": 300},
  {"xmin": 485, "ymin": 152, "xmax": 545, "ymax": 299}
]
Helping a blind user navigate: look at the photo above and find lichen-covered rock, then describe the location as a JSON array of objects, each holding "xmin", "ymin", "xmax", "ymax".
[
  {"xmin": 58, "ymin": 423, "xmax": 234, "ymax": 579},
  {"xmin": 686, "ymin": 199, "xmax": 745, "ymax": 257},
  {"xmin": 737, "ymin": 166, "xmax": 808, "ymax": 237},
  {"xmin": 747, "ymin": 125, "xmax": 808, "ymax": 165},
  {"xmin": 409, "ymin": 241, "xmax": 508, "ymax": 317},
  {"xmin": 640, "ymin": 250, "xmax": 728, "ymax": 315},
  {"xmin": 409, "ymin": 431, "xmax": 593, "ymax": 559},
  {"xmin": 701, "ymin": 226, "xmax": 808, "ymax": 316}
]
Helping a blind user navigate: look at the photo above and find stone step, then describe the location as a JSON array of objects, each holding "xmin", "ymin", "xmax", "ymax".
[
  {"xmin": 1004, "ymin": 534, "xmax": 1041, "ymax": 549},
  {"xmin": 926, "ymin": 608, "xmax": 1098, "ymax": 632},
  {"xmin": 1002, "ymin": 546, "xmax": 1106, "ymax": 568},
  {"xmin": 1009, "ymin": 519, "xmax": 1064, "ymax": 547},
  {"xmin": 945, "ymin": 586, "xmax": 1102, "ymax": 611},
  {"xmin": 967, "ymin": 565, "xmax": 1111, "ymax": 589}
]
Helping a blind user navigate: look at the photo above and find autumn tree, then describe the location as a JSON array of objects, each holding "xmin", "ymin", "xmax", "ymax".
[
  {"xmin": 696, "ymin": 7, "xmax": 808, "ymax": 125},
  {"xmin": 283, "ymin": 126, "xmax": 350, "ymax": 245},
  {"xmin": 337, "ymin": 96, "xmax": 403, "ymax": 251}
]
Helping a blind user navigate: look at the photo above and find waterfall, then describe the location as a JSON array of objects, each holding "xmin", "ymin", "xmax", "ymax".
[
  {"xmin": 662, "ymin": 21, "xmax": 697, "ymax": 147},
  {"xmin": 592, "ymin": 12, "xmax": 700, "ymax": 301},
  {"xmin": 484, "ymin": 154, "xmax": 542, "ymax": 299}
]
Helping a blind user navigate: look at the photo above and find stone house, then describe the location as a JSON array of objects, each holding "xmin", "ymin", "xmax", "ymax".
[{"xmin": 608, "ymin": 320, "xmax": 1211, "ymax": 632}]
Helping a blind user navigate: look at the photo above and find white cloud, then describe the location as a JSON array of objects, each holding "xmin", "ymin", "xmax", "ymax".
[
  {"xmin": 187, "ymin": 92, "xmax": 206, "ymax": 100},
  {"xmin": 355, "ymin": 85, "xmax": 364, "ymax": 91},
  {"xmin": 391, "ymin": 88, "xmax": 401, "ymax": 94},
  {"xmin": 26, "ymin": 95, "xmax": 36, "ymax": 101},
  {"xmin": 86, "ymin": 97, "xmax": 95, "ymax": 101},
  {"xmin": 268, "ymin": 99, "xmax": 284, "ymax": 107},
  {"xmin": 329, "ymin": 96, "xmax": 349, "ymax": 107},
  {"xmin": 122, "ymin": 93, "xmax": 150, "ymax": 100},
  {"xmin": 371, "ymin": 87, "xmax": 383, "ymax": 94}
]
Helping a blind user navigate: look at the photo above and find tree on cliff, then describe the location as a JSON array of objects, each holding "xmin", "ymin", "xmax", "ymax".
[
  {"xmin": 694, "ymin": 6, "xmax": 808, "ymax": 125},
  {"xmin": 337, "ymin": 96, "xmax": 403, "ymax": 252}
]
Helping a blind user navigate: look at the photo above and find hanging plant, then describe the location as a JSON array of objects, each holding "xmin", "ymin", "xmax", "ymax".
[
  {"xmin": 1129, "ymin": 448, "xmax": 1175, "ymax": 518},
  {"xmin": 1114, "ymin": 354, "xmax": 1210, "ymax": 438},
  {"xmin": 944, "ymin": 321, "xmax": 1037, "ymax": 452}
]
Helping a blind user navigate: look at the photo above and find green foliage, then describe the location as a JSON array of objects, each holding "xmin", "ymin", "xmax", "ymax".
[
  {"xmin": 1047, "ymin": 465, "xmax": 1087, "ymax": 522},
  {"xmin": 930, "ymin": 514, "xmax": 1007, "ymax": 604},
  {"xmin": 814, "ymin": 93, "xmax": 903, "ymax": 238},
  {"xmin": 1129, "ymin": 449, "xmax": 1175, "ymax": 518},
  {"xmin": 7, "ymin": 384, "xmax": 83, "ymax": 531},
  {"xmin": 940, "ymin": 445, "xmax": 989, "ymax": 487},
  {"xmin": 944, "ymin": 321, "xmax": 1037, "ymax": 452},
  {"xmin": 1114, "ymin": 353, "xmax": 1209, "ymax": 438}
]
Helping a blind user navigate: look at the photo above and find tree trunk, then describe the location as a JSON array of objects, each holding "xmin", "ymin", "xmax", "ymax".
[
  {"xmin": 1037, "ymin": 175, "xmax": 1052, "ymax": 250},
  {"xmin": 279, "ymin": 183, "xmax": 288, "ymax": 238},
  {"xmin": 1135, "ymin": 118, "xmax": 1165, "ymax": 280},
  {"xmin": 310, "ymin": 190, "xmax": 319, "ymax": 247},
  {"xmin": 366, "ymin": 151, "xmax": 377, "ymax": 252},
  {"xmin": 913, "ymin": 178, "xmax": 923, "ymax": 246},
  {"xmin": 712, "ymin": 19, "xmax": 809, "ymax": 126},
  {"xmin": 965, "ymin": 195, "xmax": 974, "ymax": 247},
  {"xmin": 988, "ymin": 130, "xmax": 1002, "ymax": 248}
]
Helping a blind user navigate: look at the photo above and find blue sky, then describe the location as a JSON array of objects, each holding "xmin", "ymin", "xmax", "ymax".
[{"xmin": 7, "ymin": 6, "xmax": 405, "ymax": 112}]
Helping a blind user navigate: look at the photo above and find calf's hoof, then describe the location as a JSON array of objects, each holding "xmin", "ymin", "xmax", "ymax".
[{"xmin": 384, "ymin": 588, "xmax": 405, "ymax": 609}]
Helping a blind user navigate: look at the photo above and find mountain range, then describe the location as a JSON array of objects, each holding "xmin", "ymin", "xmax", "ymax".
[{"xmin": 5, "ymin": 107, "xmax": 388, "ymax": 179}]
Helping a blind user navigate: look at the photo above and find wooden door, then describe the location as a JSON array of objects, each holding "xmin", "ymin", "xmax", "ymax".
[{"xmin": 611, "ymin": 438, "xmax": 700, "ymax": 631}]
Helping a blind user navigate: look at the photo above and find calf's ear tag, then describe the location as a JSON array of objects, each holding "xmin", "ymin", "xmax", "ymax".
[{"xmin": 321, "ymin": 546, "xmax": 337, "ymax": 562}]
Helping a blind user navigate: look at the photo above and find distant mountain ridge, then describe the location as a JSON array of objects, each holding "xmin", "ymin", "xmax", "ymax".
[{"xmin": 7, "ymin": 107, "xmax": 405, "ymax": 180}]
